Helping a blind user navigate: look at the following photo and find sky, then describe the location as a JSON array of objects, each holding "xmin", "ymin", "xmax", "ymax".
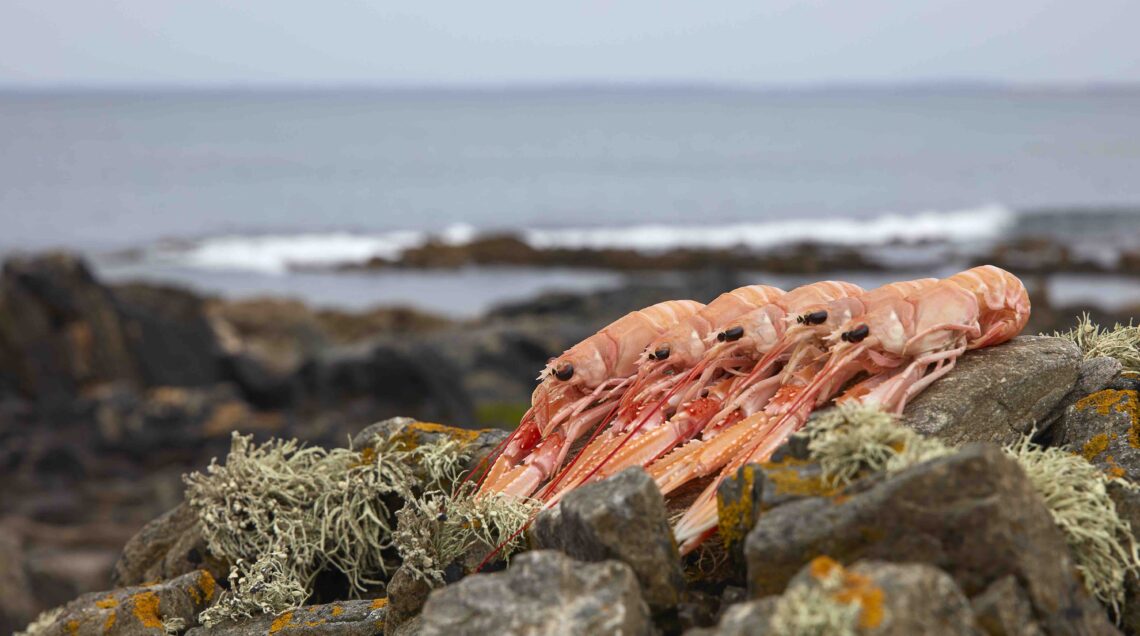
[{"xmin": 2, "ymin": 1, "xmax": 1139, "ymax": 88}]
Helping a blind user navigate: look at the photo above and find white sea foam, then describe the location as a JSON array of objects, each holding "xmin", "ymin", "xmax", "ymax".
[
  {"xmin": 523, "ymin": 204, "xmax": 1015, "ymax": 252},
  {"xmin": 150, "ymin": 206, "xmax": 1015, "ymax": 273}
]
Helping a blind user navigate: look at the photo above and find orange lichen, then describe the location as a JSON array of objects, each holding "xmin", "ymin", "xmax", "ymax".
[
  {"xmin": 196, "ymin": 570, "xmax": 216, "ymax": 604},
  {"xmin": 760, "ymin": 458, "xmax": 838, "ymax": 498},
  {"xmin": 1081, "ymin": 434, "xmax": 1110, "ymax": 461},
  {"xmin": 95, "ymin": 596, "xmax": 118, "ymax": 609},
  {"xmin": 270, "ymin": 611, "xmax": 295, "ymax": 633},
  {"xmin": 65, "ymin": 619, "xmax": 80, "ymax": 635},
  {"xmin": 1076, "ymin": 390, "xmax": 1140, "ymax": 448},
  {"xmin": 103, "ymin": 610, "xmax": 117, "ymax": 632},
  {"xmin": 717, "ymin": 465, "xmax": 758, "ymax": 552},
  {"xmin": 130, "ymin": 591, "xmax": 164, "ymax": 628},
  {"xmin": 330, "ymin": 605, "xmax": 345, "ymax": 617},
  {"xmin": 805, "ymin": 555, "xmax": 885, "ymax": 629},
  {"xmin": 388, "ymin": 421, "xmax": 483, "ymax": 452},
  {"xmin": 370, "ymin": 597, "xmax": 389, "ymax": 609}
]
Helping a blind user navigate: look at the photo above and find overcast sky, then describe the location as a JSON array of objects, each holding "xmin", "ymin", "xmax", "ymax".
[{"xmin": 2, "ymin": 1, "xmax": 1139, "ymax": 87}]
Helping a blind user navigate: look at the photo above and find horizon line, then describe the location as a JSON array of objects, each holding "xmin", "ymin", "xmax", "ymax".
[{"xmin": 3, "ymin": 78, "xmax": 1140, "ymax": 95}]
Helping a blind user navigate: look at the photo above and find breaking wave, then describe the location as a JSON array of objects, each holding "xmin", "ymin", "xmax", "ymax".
[{"xmin": 143, "ymin": 204, "xmax": 1015, "ymax": 274}]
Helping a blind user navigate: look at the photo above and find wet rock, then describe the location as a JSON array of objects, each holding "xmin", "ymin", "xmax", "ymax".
[
  {"xmin": 745, "ymin": 444, "xmax": 1114, "ymax": 636},
  {"xmin": 971, "ymin": 576, "xmax": 1044, "ymax": 636},
  {"xmin": 902, "ymin": 337, "xmax": 1081, "ymax": 446},
  {"xmin": 110, "ymin": 283, "xmax": 223, "ymax": 388},
  {"xmin": 112, "ymin": 503, "xmax": 227, "ymax": 588},
  {"xmin": 185, "ymin": 599, "xmax": 388, "ymax": 636},
  {"xmin": 28, "ymin": 569, "xmax": 217, "ymax": 635},
  {"xmin": 1057, "ymin": 389, "xmax": 1140, "ymax": 481},
  {"xmin": 383, "ymin": 566, "xmax": 433, "ymax": 635},
  {"xmin": 417, "ymin": 550, "xmax": 651, "ymax": 635},
  {"xmin": 529, "ymin": 467, "xmax": 685, "ymax": 611}
]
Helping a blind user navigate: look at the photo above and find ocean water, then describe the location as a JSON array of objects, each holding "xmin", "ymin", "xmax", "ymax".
[{"xmin": 2, "ymin": 88, "xmax": 1139, "ymax": 314}]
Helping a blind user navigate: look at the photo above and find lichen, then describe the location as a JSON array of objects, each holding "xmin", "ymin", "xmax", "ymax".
[
  {"xmin": 1005, "ymin": 435, "xmax": 1140, "ymax": 616},
  {"xmin": 14, "ymin": 607, "xmax": 63, "ymax": 636},
  {"xmin": 716, "ymin": 464, "xmax": 758, "ymax": 551},
  {"xmin": 767, "ymin": 556, "xmax": 874, "ymax": 636},
  {"xmin": 804, "ymin": 405, "xmax": 952, "ymax": 486},
  {"xmin": 1076, "ymin": 389, "xmax": 1140, "ymax": 449},
  {"xmin": 1053, "ymin": 314, "xmax": 1140, "ymax": 373},
  {"xmin": 185, "ymin": 425, "xmax": 470, "ymax": 626},
  {"xmin": 130, "ymin": 590, "xmax": 164, "ymax": 628},
  {"xmin": 392, "ymin": 484, "xmax": 539, "ymax": 586}
]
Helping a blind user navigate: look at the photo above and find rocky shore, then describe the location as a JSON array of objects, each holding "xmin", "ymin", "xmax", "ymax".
[{"xmin": 2, "ymin": 250, "xmax": 1139, "ymax": 635}]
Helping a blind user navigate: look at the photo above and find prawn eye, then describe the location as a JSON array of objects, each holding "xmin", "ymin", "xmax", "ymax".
[
  {"xmin": 842, "ymin": 324, "xmax": 870, "ymax": 343},
  {"xmin": 719, "ymin": 326, "xmax": 744, "ymax": 342},
  {"xmin": 554, "ymin": 362, "xmax": 574, "ymax": 381},
  {"xmin": 653, "ymin": 345, "xmax": 670, "ymax": 360},
  {"xmin": 803, "ymin": 310, "xmax": 828, "ymax": 325}
]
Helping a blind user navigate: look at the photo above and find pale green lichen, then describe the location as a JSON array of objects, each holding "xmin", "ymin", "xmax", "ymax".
[
  {"xmin": 805, "ymin": 405, "xmax": 952, "ymax": 486},
  {"xmin": 185, "ymin": 428, "xmax": 469, "ymax": 627},
  {"xmin": 767, "ymin": 563, "xmax": 861, "ymax": 636},
  {"xmin": 392, "ymin": 485, "xmax": 539, "ymax": 586},
  {"xmin": 1053, "ymin": 314, "xmax": 1140, "ymax": 373},
  {"xmin": 1005, "ymin": 435, "xmax": 1140, "ymax": 615},
  {"xmin": 803, "ymin": 404, "xmax": 1140, "ymax": 616},
  {"xmin": 15, "ymin": 606, "xmax": 63, "ymax": 636}
]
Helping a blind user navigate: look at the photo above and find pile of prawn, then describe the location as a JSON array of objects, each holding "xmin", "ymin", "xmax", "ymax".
[{"xmin": 476, "ymin": 266, "xmax": 1030, "ymax": 554}]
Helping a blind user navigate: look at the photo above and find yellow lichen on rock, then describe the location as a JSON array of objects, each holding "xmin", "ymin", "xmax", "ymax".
[
  {"xmin": 1081, "ymin": 433, "xmax": 1110, "ymax": 461},
  {"xmin": 1075, "ymin": 389, "xmax": 1140, "ymax": 448},
  {"xmin": 717, "ymin": 464, "xmax": 757, "ymax": 551},
  {"xmin": 760, "ymin": 458, "xmax": 838, "ymax": 498},
  {"xmin": 269, "ymin": 611, "xmax": 295, "ymax": 633},
  {"xmin": 370, "ymin": 598, "xmax": 389, "ymax": 609},
  {"xmin": 129, "ymin": 591, "xmax": 164, "ymax": 628}
]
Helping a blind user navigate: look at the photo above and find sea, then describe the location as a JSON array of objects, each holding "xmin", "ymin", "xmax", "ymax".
[{"xmin": 2, "ymin": 87, "xmax": 1139, "ymax": 317}]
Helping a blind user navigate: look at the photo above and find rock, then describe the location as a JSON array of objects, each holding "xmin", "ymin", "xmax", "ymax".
[
  {"xmin": 383, "ymin": 567, "xmax": 433, "ymax": 635},
  {"xmin": 1107, "ymin": 483, "xmax": 1140, "ymax": 636},
  {"xmin": 113, "ymin": 503, "xmax": 227, "ymax": 589},
  {"xmin": 298, "ymin": 342, "xmax": 475, "ymax": 426},
  {"xmin": 745, "ymin": 444, "xmax": 1115, "ymax": 636},
  {"xmin": 529, "ymin": 467, "xmax": 685, "ymax": 611},
  {"xmin": 417, "ymin": 550, "xmax": 651, "ymax": 635},
  {"xmin": 692, "ymin": 597, "xmax": 779, "ymax": 636},
  {"xmin": 700, "ymin": 559, "xmax": 980, "ymax": 636},
  {"xmin": 93, "ymin": 384, "xmax": 258, "ymax": 457},
  {"xmin": 351, "ymin": 417, "xmax": 509, "ymax": 478},
  {"xmin": 1057, "ymin": 389, "xmax": 1140, "ymax": 481},
  {"xmin": 0, "ymin": 254, "xmax": 142, "ymax": 405},
  {"xmin": 971, "ymin": 575, "xmax": 1044, "ymax": 636},
  {"xmin": 902, "ymin": 336, "xmax": 1081, "ymax": 446},
  {"xmin": 0, "ymin": 525, "xmax": 37, "ymax": 636},
  {"xmin": 185, "ymin": 599, "xmax": 388, "ymax": 636},
  {"xmin": 221, "ymin": 353, "xmax": 295, "ymax": 409},
  {"xmin": 840, "ymin": 560, "xmax": 980, "ymax": 636},
  {"xmin": 0, "ymin": 255, "xmax": 224, "ymax": 407},
  {"xmin": 28, "ymin": 569, "xmax": 217, "ymax": 635}
]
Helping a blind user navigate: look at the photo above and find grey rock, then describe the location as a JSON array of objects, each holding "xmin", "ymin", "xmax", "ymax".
[
  {"xmin": 844, "ymin": 561, "xmax": 980, "ymax": 636},
  {"xmin": 112, "ymin": 503, "xmax": 228, "ymax": 589},
  {"xmin": 701, "ymin": 560, "xmax": 980, "ymax": 636},
  {"xmin": 29, "ymin": 569, "xmax": 218, "ymax": 635},
  {"xmin": 1057, "ymin": 388, "xmax": 1140, "ymax": 481},
  {"xmin": 351, "ymin": 417, "xmax": 509, "ymax": 478},
  {"xmin": 417, "ymin": 550, "xmax": 651, "ymax": 636},
  {"xmin": 971, "ymin": 576, "xmax": 1044, "ymax": 636},
  {"xmin": 744, "ymin": 444, "xmax": 1115, "ymax": 636},
  {"xmin": 1107, "ymin": 482, "xmax": 1140, "ymax": 636},
  {"xmin": 383, "ymin": 566, "xmax": 433, "ymax": 635},
  {"xmin": 902, "ymin": 336, "xmax": 1081, "ymax": 445},
  {"xmin": 185, "ymin": 599, "xmax": 387, "ymax": 636},
  {"xmin": 529, "ymin": 467, "xmax": 685, "ymax": 611}
]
